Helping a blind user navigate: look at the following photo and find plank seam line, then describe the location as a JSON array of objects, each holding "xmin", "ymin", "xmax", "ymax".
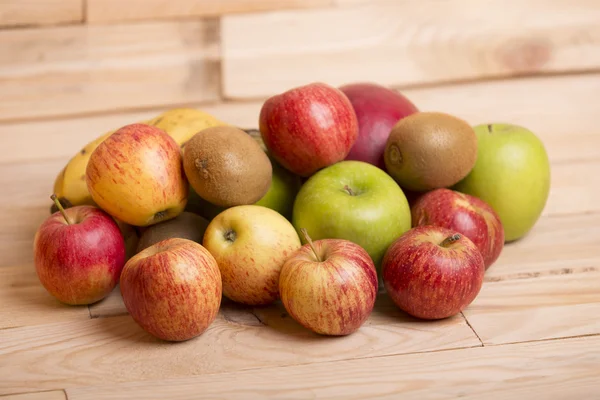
[
  {"xmin": 484, "ymin": 265, "xmax": 600, "ymax": 283},
  {"xmin": 461, "ymin": 312, "xmax": 484, "ymax": 347},
  {"xmin": 222, "ymin": 69, "xmax": 600, "ymax": 102},
  {"xmin": 484, "ymin": 332, "xmax": 600, "ymax": 348},
  {"xmin": 0, "ymin": 388, "xmax": 67, "ymax": 399}
]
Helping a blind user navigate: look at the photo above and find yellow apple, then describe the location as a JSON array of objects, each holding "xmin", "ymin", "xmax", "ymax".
[
  {"xmin": 203, "ymin": 205, "xmax": 301, "ymax": 306},
  {"xmin": 86, "ymin": 123, "xmax": 188, "ymax": 227}
]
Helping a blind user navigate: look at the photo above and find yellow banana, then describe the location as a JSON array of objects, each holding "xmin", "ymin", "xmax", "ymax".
[
  {"xmin": 53, "ymin": 108, "xmax": 226, "ymax": 207},
  {"xmin": 146, "ymin": 108, "xmax": 229, "ymax": 146}
]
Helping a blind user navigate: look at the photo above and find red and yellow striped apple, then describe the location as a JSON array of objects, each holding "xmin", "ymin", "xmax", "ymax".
[
  {"xmin": 34, "ymin": 196, "xmax": 126, "ymax": 305},
  {"xmin": 279, "ymin": 230, "xmax": 378, "ymax": 336},
  {"xmin": 259, "ymin": 82, "xmax": 359, "ymax": 177},
  {"xmin": 411, "ymin": 188, "xmax": 505, "ymax": 269},
  {"xmin": 86, "ymin": 123, "xmax": 188, "ymax": 227},
  {"xmin": 382, "ymin": 226, "xmax": 485, "ymax": 320},
  {"xmin": 120, "ymin": 238, "xmax": 222, "ymax": 342}
]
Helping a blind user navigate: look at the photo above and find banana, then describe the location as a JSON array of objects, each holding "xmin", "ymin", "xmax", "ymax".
[
  {"xmin": 145, "ymin": 108, "xmax": 229, "ymax": 146},
  {"xmin": 53, "ymin": 108, "xmax": 226, "ymax": 208}
]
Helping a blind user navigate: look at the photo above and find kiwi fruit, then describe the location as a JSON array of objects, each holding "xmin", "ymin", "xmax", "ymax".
[
  {"xmin": 183, "ymin": 126, "xmax": 272, "ymax": 208},
  {"xmin": 384, "ymin": 112, "xmax": 478, "ymax": 192},
  {"xmin": 136, "ymin": 212, "xmax": 209, "ymax": 253}
]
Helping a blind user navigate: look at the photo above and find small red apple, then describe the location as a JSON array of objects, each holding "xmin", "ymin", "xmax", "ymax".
[
  {"xmin": 279, "ymin": 229, "xmax": 378, "ymax": 336},
  {"xmin": 382, "ymin": 226, "xmax": 485, "ymax": 320},
  {"xmin": 411, "ymin": 188, "xmax": 505, "ymax": 269},
  {"xmin": 339, "ymin": 82, "xmax": 418, "ymax": 169},
  {"xmin": 34, "ymin": 195, "xmax": 126, "ymax": 305},
  {"xmin": 259, "ymin": 82, "xmax": 359, "ymax": 177},
  {"xmin": 120, "ymin": 238, "xmax": 222, "ymax": 342}
]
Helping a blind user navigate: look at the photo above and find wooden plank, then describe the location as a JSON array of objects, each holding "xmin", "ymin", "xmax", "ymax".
[
  {"xmin": 486, "ymin": 213, "xmax": 600, "ymax": 281},
  {"xmin": 545, "ymin": 159, "xmax": 600, "ymax": 217},
  {"xmin": 0, "ymin": 391, "xmax": 65, "ymax": 400},
  {"xmin": 2, "ymin": 73, "xmax": 598, "ymax": 164},
  {"xmin": 87, "ymin": 0, "xmax": 333, "ymax": 24},
  {"xmin": 0, "ymin": 0, "xmax": 82, "ymax": 28},
  {"xmin": 0, "ymin": 264, "xmax": 90, "ymax": 330},
  {"xmin": 222, "ymin": 0, "xmax": 600, "ymax": 99},
  {"xmin": 66, "ymin": 335, "xmax": 600, "ymax": 400},
  {"xmin": 0, "ymin": 300, "xmax": 479, "ymax": 395},
  {"xmin": 0, "ymin": 20, "xmax": 220, "ymax": 122},
  {"xmin": 464, "ymin": 271, "xmax": 600, "ymax": 345}
]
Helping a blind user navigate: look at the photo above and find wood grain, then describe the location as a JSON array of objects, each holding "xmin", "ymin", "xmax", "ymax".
[
  {"xmin": 66, "ymin": 335, "xmax": 600, "ymax": 400},
  {"xmin": 0, "ymin": 0, "xmax": 82, "ymax": 28},
  {"xmin": 0, "ymin": 302, "xmax": 478, "ymax": 395},
  {"xmin": 0, "ymin": 264, "xmax": 90, "ymax": 330},
  {"xmin": 486, "ymin": 213, "xmax": 600, "ymax": 281},
  {"xmin": 87, "ymin": 0, "xmax": 333, "ymax": 24},
  {"xmin": 0, "ymin": 391, "xmax": 65, "ymax": 400},
  {"xmin": 0, "ymin": 20, "xmax": 220, "ymax": 122},
  {"xmin": 464, "ymin": 271, "xmax": 600, "ymax": 345},
  {"xmin": 222, "ymin": 0, "xmax": 600, "ymax": 99},
  {"xmin": 1, "ymin": 73, "xmax": 598, "ymax": 164}
]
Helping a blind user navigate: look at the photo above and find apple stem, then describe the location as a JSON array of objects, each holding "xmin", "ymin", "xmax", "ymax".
[
  {"xmin": 440, "ymin": 233, "xmax": 461, "ymax": 248},
  {"xmin": 300, "ymin": 228, "xmax": 322, "ymax": 262},
  {"xmin": 343, "ymin": 185, "xmax": 356, "ymax": 196},
  {"xmin": 487, "ymin": 124, "xmax": 493, "ymax": 133},
  {"xmin": 51, "ymin": 194, "xmax": 72, "ymax": 225}
]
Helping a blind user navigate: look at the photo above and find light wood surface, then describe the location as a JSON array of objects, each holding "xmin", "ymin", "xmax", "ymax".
[
  {"xmin": 0, "ymin": 391, "xmax": 66, "ymax": 400},
  {"xmin": 65, "ymin": 335, "xmax": 600, "ymax": 400},
  {"xmin": 86, "ymin": 0, "xmax": 333, "ymax": 24},
  {"xmin": 222, "ymin": 0, "xmax": 600, "ymax": 98},
  {"xmin": 0, "ymin": 0, "xmax": 82, "ymax": 28},
  {"xmin": 0, "ymin": 20, "xmax": 220, "ymax": 121},
  {"xmin": 1, "ymin": 73, "xmax": 598, "ymax": 164},
  {"xmin": 1, "ymin": 1, "xmax": 599, "ymax": 398}
]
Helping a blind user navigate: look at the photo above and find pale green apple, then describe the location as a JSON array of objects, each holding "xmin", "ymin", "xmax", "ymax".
[
  {"xmin": 292, "ymin": 160, "xmax": 412, "ymax": 272},
  {"xmin": 453, "ymin": 123, "xmax": 551, "ymax": 242}
]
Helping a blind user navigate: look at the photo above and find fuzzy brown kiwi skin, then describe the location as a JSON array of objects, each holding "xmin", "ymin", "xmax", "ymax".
[
  {"xmin": 183, "ymin": 126, "xmax": 272, "ymax": 208},
  {"xmin": 384, "ymin": 112, "xmax": 478, "ymax": 192}
]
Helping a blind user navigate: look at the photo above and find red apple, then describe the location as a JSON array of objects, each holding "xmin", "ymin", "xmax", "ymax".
[
  {"xmin": 279, "ymin": 229, "xmax": 378, "ymax": 336},
  {"xmin": 120, "ymin": 238, "xmax": 222, "ymax": 342},
  {"xmin": 411, "ymin": 188, "xmax": 505, "ymax": 269},
  {"xmin": 34, "ymin": 195, "xmax": 126, "ymax": 305},
  {"xmin": 339, "ymin": 82, "xmax": 418, "ymax": 169},
  {"xmin": 382, "ymin": 226, "xmax": 484, "ymax": 320},
  {"xmin": 259, "ymin": 82, "xmax": 359, "ymax": 177}
]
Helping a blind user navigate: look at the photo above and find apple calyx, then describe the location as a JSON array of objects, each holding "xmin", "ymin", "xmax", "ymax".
[
  {"xmin": 439, "ymin": 233, "xmax": 461, "ymax": 248},
  {"xmin": 51, "ymin": 194, "xmax": 73, "ymax": 225},
  {"xmin": 300, "ymin": 228, "xmax": 322, "ymax": 262},
  {"xmin": 224, "ymin": 229, "xmax": 236, "ymax": 243}
]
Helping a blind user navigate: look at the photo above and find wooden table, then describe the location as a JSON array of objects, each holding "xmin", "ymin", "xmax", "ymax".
[
  {"xmin": 2, "ymin": 76, "xmax": 600, "ymax": 398},
  {"xmin": 1, "ymin": 0, "xmax": 600, "ymax": 398}
]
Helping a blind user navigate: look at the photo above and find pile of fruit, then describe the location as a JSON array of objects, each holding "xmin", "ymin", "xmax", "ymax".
[{"xmin": 34, "ymin": 82, "xmax": 551, "ymax": 341}]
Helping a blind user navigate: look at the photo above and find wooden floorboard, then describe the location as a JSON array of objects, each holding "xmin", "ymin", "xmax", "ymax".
[
  {"xmin": 1, "ymin": 73, "xmax": 599, "ymax": 165},
  {"xmin": 221, "ymin": 0, "xmax": 600, "ymax": 98},
  {"xmin": 65, "ymin": 335, "xmax": 600, "ymax": 400},
  {"xmin": 0, "ymin": 302, "xmax": 479, "ymax": 396},
  {"xmin": 464, "ymin": 271, "xmax": 600, "ymax": 345}
]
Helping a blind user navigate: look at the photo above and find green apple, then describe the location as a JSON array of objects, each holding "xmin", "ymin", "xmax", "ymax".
[
  {"xmin": 186, "ymin": 155, "xmax": 302, "ymax": 221},
  {"xmin": 292, "ymin": 160, "xmax": 412, "ymax": 272},
  {"xmin": 453, "ymin": 123, "xmax": 551, "ymax": 242}
]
